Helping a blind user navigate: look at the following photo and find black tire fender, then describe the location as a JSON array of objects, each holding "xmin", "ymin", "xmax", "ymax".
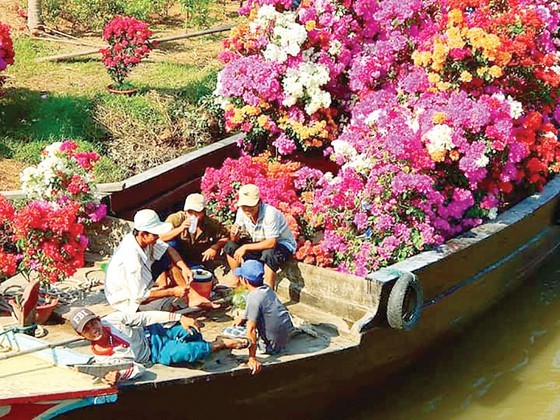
[{"xmin": 386, "ymin": 272, "xmax": 423, "ymax": 330}]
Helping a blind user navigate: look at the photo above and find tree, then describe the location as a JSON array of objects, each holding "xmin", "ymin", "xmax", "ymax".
[{"xmin": 27, "ymin": 0, "xmax": 44, "ymax": 34}]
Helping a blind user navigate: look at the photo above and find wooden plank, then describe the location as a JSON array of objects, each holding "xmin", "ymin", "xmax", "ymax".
[
  {"xmin": 116, "ymin": 178, "xmax": 202, "ymax": 220},
  {"xmin": 109, "ymin": 136, "xmax": 241, "ymax": 216},
  {"xmin": 35, "ymin": 25, "xmax": 234, "ymax": 63}
]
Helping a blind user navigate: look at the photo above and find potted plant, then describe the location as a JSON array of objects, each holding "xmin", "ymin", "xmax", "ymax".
[{"xmin": 100, "ymin": 16, "xmax": 156, "ymax": 95}]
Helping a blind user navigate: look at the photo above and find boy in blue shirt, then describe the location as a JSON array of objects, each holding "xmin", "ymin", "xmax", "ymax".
[{"xmin": 232, "ymin": 260, "xmax": 294, "ymax": 375}]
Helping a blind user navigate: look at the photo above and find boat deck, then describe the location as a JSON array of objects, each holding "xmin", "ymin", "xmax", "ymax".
[{"xmin": 0, "ymin": 253, "xmax": 360, "ymax": 401}]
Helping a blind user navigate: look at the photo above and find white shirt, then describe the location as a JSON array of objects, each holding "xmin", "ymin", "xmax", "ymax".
[
  {"xmin": 104, "ymin": 233, "xmax": 169, "ymax": 314},
  {"xmin": 234, "ymin": 203, "xmax": 296, "ymax": 253}
]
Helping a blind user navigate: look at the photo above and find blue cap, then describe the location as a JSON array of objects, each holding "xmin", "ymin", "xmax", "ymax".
[{"xmin": 234, "ymin": 260, "xmax": 265, "ymax": 286}]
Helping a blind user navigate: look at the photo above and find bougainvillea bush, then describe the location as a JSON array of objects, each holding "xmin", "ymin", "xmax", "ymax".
[
  {"xmin": 0, "ymin": 142, "xmax": 106, "ymax": 284},
  {"xmin": 20, "ymin": 141, "xmax": 107, "ymax": 225},
  {"xmin": 208, "ymin": 0, "xmax": 560, "ymax": 276},
  {"xmin": 100, "ymin": 16, "xmax": 156, "ymax": 88},
  {"xmin": 0, "ymin": 195, "xmax": 88, "ymax": 285},
  {"xmin": 0, "ymin": 22, "xmax": 15, "ymax": 91}
]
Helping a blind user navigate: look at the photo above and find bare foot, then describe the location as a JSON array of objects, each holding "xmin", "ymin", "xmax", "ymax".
[
  {"xmin": 218, "ymin": 272, "xmax": 240, "ymax": 288},
  {"xmin": 213, "ymin": 336, "xmax": 250, "ymax": 350},
  {"xmin": 189, "ymin": 300, "xmax": 221, "ymax": 310}
]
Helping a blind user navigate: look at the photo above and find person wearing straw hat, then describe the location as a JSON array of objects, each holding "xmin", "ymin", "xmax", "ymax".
[
  {"xmin": 104, "ymin": 209, "xmax": 217, "ymax": 314},
  {"xmin": 223, "ymin": 184, "xmax": 296, "ymax": 289},
  {"xmin": 69, "ymin": 307, "xmax": 250, "ymax": 385},
  {"xmin": 161, "ymin": 193, "xmax": 229, "ymax": 268}
]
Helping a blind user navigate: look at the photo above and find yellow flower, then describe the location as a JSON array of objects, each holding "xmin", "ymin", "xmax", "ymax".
[
  {"xmin": 466, "ymin": 28, "xmax": 485, "ymax": 46},
  {"xmin": 305, "ymin": 20, "xmax": 316, "ymax": 31},
  {"xmin": 428, "ymin": 72, "xmax": 441, "ymax": 84},
  {"xmin": 430, "ymin": 42, "xmax": 448, "ymax": 71},
  {"xmin": 488, "ymin": 65, "xmax": 503, "ymax": 78},
  {"xmin": 430, "ymin": 149, "xmax": 446, "ymax": 162},
  {"xmin": 432, "ymin": 112, "xmax": 448, "ymax": 124},
  {"xmin": 481, "ymin": 34, "xmax": 500, "ymax": 60},
  {"xmin": 476, "ymin": 67, "xmax": 488, "ymax": 77},
  {"xmin": 437, "ymin": 81, "xmax": 451, "ymax": 91},
  {"xmin": 412, "ymin": 50, "xmax": 432, "ymax": 67},
  {"xmin": 446, "ymin": 27, "xmax": 465, "ymax": 49},
  {"xmin": 459, "ymin": 70, "xmax": 472, "ymax": 82},
  {"xmin": 447, "ymin": 9, "xmax": 463, "ymax": 27},
  {"xmin": 257, "ymin": 115, "xmax": 269, "ymax": 129},
  {"xmin": 241, "ymin": 105, "xmax": 259, "ymax": 116},
  {"xmin": 231, "ymin": 108, "xmax": 244, "ymax": 124}
]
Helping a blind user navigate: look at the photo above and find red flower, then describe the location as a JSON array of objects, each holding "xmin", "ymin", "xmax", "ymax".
[{"xmin": 100, "ymin": 16, "xmax": 154, "ymax": 86}]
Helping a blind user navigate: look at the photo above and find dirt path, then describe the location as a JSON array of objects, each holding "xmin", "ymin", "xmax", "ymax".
[{"xmin": 0, "ymin": 159, "xmax": 27, "ymax": 191}]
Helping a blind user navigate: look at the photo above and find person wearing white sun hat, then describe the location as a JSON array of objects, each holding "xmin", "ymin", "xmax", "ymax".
[
  {"xmin": 160, "ymin": 193, "xmax": 229, "ymax": 269},
  {"xmin": 104, "ymin": 209, "xmax": 217, "ymax": 314}
]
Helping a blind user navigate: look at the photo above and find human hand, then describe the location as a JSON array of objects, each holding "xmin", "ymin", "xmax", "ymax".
[
  {"xmin": 181, "ymin": 266, "xmax": 193, "ymax": 284},
  {"xmin": 233, "ymin": 245, "xmax": 247, "ymax": 263},
  {"xmin": 180, "ymin": 315, "xmax": 202, "ymax": 333},
  {"xmin": 233, "ymin": 316, "xmax": 245, "ymax": 326},
  {"xmin": 179, "ymin": 217, "xmax": 191, "ymax": 232},
  {"xmin": 172, "ymin": 286, "xmax": 188, "ymax": 298},
  {"xmin": 230, "ymin": 224, "xmax": 241, "ymax": 241},
  {"xmin": 102, "ymin": 371, "xmax": 120, "ymax": 386},
  {"xmin": 247, "ymin": 357, "xmax": 262, "ymax": 375},
  {"xmin": 202, "ymin": 247, "xmax": 218, "ymax": 262}
]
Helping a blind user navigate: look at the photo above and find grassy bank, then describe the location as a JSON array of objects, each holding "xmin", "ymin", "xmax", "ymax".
[{"xmin": 0, "ymin": 17, "xmax": 233, "ymax": 186}]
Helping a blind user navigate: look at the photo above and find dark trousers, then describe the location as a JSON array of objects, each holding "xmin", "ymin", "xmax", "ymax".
[{"xmin": 223, "ymin": 240, "xmax": 291, "ymax": 271}]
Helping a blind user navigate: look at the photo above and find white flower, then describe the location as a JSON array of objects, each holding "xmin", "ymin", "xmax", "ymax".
[
  {"xmin": 492, "ymin": 93, "xmax": 523, "ymax": 119},
  {"xmin": 282, "ymin": 62, "xmax": 331, "ymax": 114},
  {"xmin": 332, "ymin": 140, "xmax": 357, "ymax": 160},
  {"xmin": 364, "ymin": 110, "xmax": 383, "ymax": 127},
  {"xmin": 487, "ymin": 207, "xmax": 498, "ymax": 220},
  {"xmin": 424, "ymin": 124, "xmax": 454, "ymax": 155},
  {"xmin": 543, "ymin": 131, "xmax": 558, "ymax": 141},
  {"xmin": 506, "ymin": 97, "xmax": 523, "ymax": 119},
  {"xmin": 346, "ymin": 154, "xmax": 373, "ymax": 176},
  {"xmin": 475, "ymin": 153, "xmax": 489, "ymax": 168},
  {"xmin": 328, "ymin": 40, "xmax": 342, "ymax": 56}
]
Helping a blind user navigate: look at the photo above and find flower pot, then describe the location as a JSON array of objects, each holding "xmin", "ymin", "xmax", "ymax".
[
  {"xmin": 36, "ymin": 297, "xmax": 59, "ymax": 325},
  {"xmin": 106, "ymin": 84, "xmax": 138, "ymax": 96},
  {"xmin": 9, "ymin": 296, "xmax": 59, "ymax": 325}
]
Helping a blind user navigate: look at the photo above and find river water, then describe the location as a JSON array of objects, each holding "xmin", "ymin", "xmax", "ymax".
[{"xmin": 341, "ymin": 251, "xmax": 560, "ymax": 420}]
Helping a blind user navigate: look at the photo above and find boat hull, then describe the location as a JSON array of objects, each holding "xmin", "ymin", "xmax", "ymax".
[{"xmin": 61, "ymin": 173, "xmax": 560, "ymax": 418}]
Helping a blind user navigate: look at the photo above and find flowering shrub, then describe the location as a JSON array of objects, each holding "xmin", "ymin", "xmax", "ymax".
[
  {"xmin": 0, "ymin": 141, "xmax": 104, "ymax": 284},
  {"xmin": 0, "ymin": 23, "xmax": 15, "ymax": 91},
  {"xmin": 207, "ymin": 0, "xmax": 560, "ymax": 275},
  {"xmin": 100, "ymin": 16, "xmax": 155, "ymax": 87},
  {"xmin": 20, "ymin": 141, "xmax": 107, "ymax": 225},
  {"xmin": 12, "ymin": 200, "xmax": 88, "ymax": 285},
  {"xmin": 0, "ymin": 196, "xmax": 17, "ymax": 281},
  {"xmin": 0, "ymin": 196, "xmax": 88, "ymax": 285}
]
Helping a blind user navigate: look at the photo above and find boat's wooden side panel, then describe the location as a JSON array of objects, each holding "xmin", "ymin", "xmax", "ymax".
[{"xmin": 108, "ymin": 135, "xmax": 241, "ymax": 219}]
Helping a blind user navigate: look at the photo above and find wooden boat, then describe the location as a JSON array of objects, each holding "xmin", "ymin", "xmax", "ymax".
[{"xmin": 1, "ymin": 134, "xmax": 559, "ymax": 419}]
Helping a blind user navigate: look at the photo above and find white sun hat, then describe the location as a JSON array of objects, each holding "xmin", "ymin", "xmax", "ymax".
[
  {"xmin": 133, "ymin": 209, "xmax": 172, "ymax": 235},
  {"xmin": 184, "ymin": 193, "xmax": 205, "ymax": 212}
]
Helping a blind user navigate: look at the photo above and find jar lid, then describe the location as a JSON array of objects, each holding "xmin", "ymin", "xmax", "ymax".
[{"xmin": 193, "ymin": 268, "xmax": 212, "ymax": 282}]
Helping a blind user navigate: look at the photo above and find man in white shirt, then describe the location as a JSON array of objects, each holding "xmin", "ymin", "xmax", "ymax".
[
  {"xmin": 223, "ymin": 184, "xmax": 296, "ymax": 288},
  {"xmin": 104, "ymin": 209, "xmax": 217, "ymax": 314}
]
